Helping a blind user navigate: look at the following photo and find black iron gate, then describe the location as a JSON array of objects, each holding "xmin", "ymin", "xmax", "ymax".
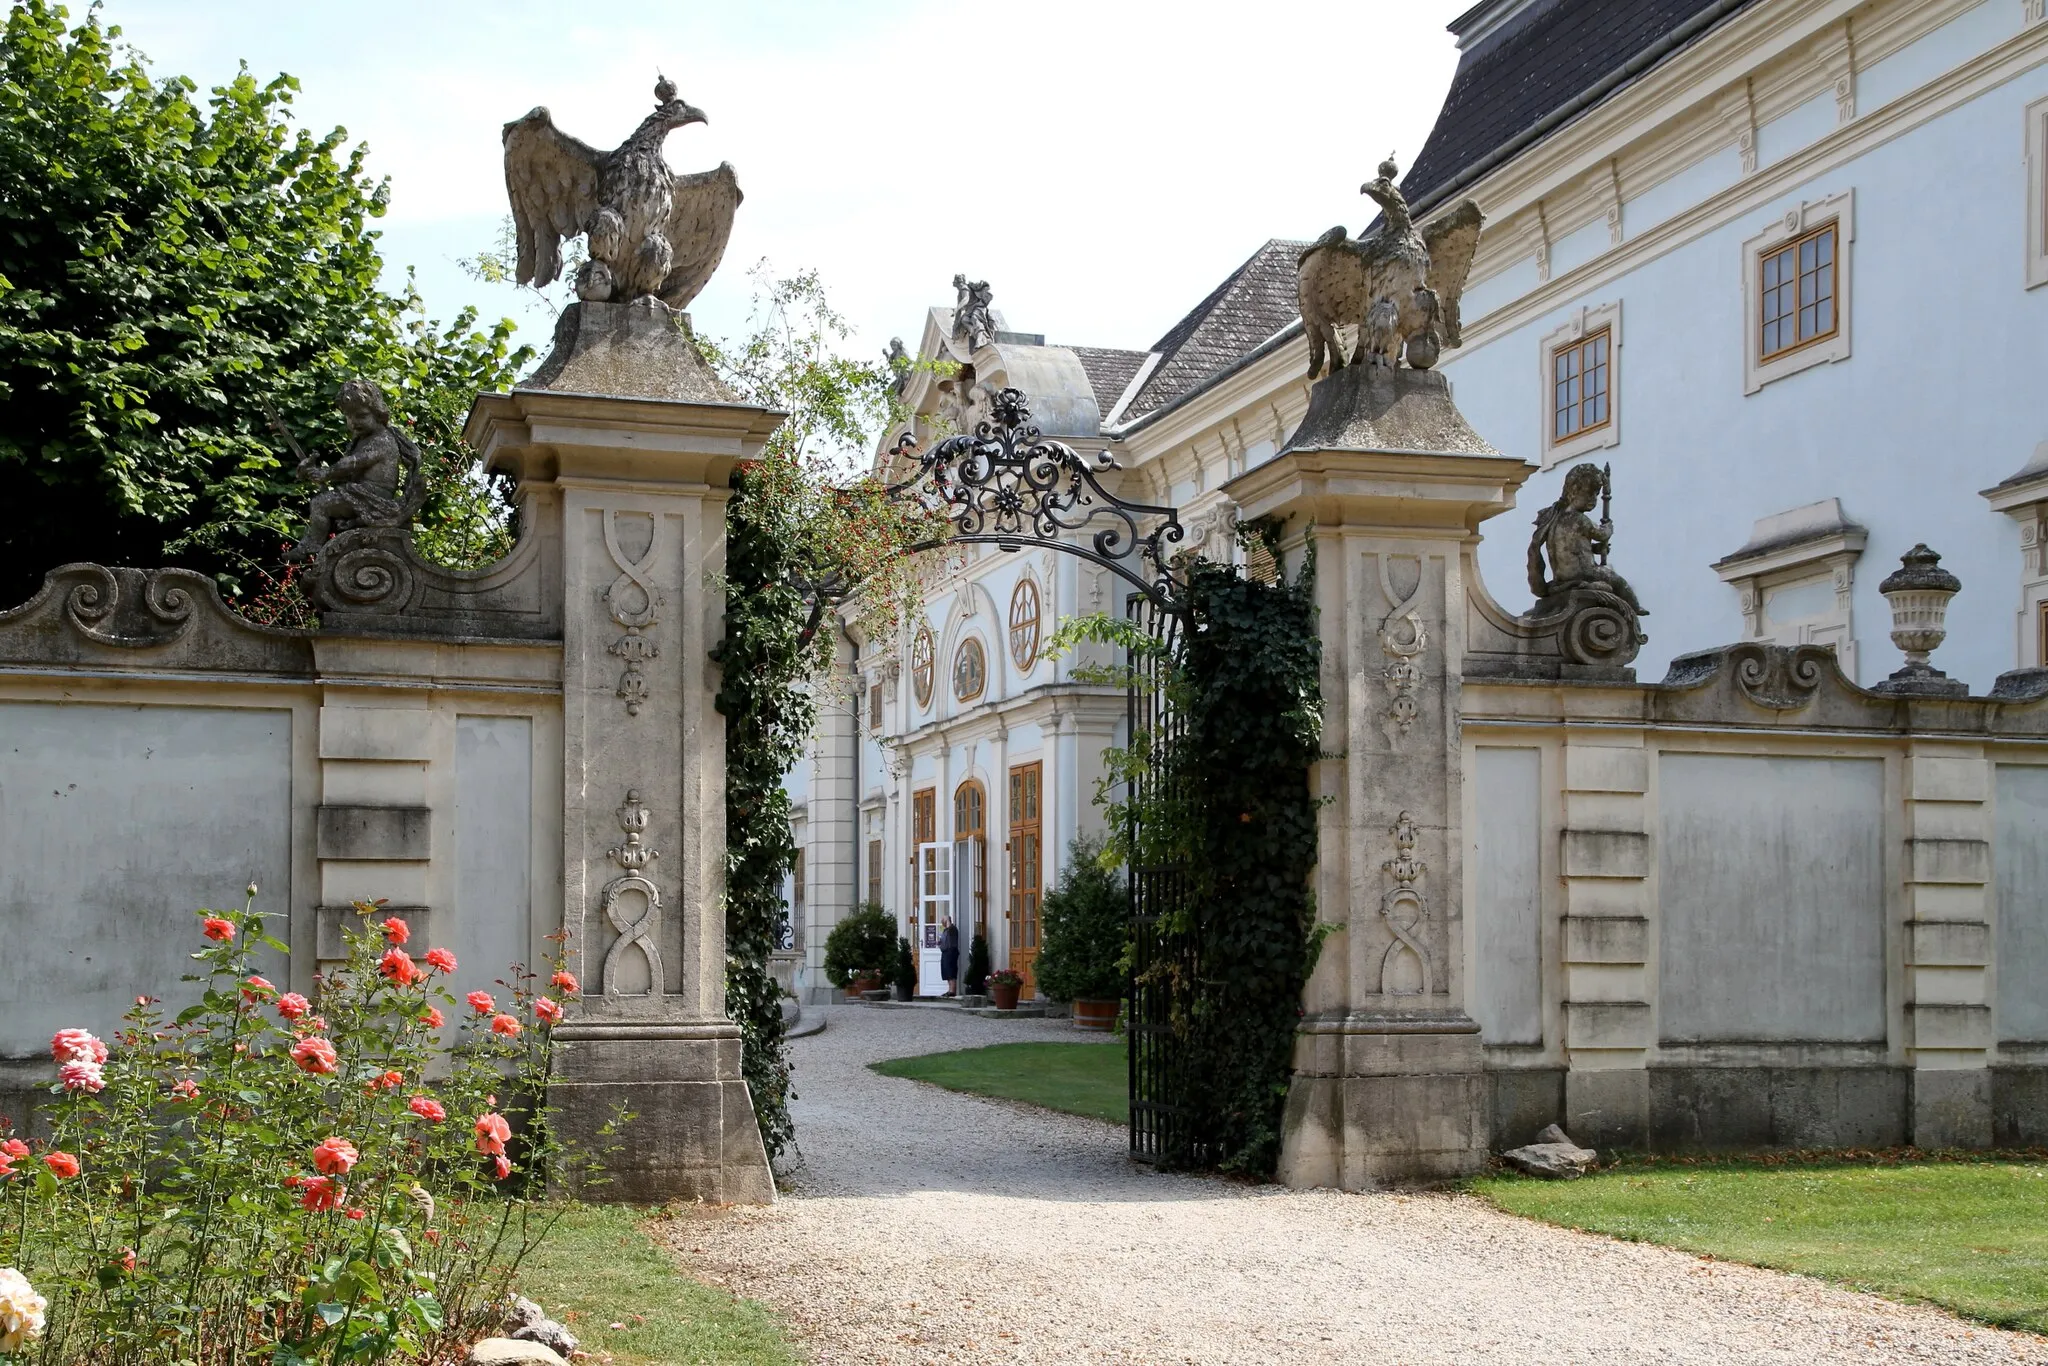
[{"xmin": 866, "ymin": 387, "xmax": 1193, "ymax": 1158}]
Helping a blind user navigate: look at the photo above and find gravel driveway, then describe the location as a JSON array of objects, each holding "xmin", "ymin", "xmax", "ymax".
[{"xmin": 657, "ymin": 1004, "xmax": 2047, "ymax": 1364}]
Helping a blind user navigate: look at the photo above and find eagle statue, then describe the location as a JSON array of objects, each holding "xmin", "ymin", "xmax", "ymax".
[
  {"xmin": 502, "ymin": 76, "xmax": 741, "ymax": 309},
  {"xmin": 1297, "ymin": 156, "xmax": 1484, "ymax": 378}
]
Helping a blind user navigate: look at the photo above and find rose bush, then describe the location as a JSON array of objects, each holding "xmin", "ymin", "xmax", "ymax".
[{"xmin": 0, "ymin": 895, "xmax": 602, "ymax": 1363}]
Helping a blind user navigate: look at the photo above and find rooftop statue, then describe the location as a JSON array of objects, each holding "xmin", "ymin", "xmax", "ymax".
[
  {"xmin": 1297, "ymin": 156, "xmax": 1484, "ymax": 378},
  {"xmin": 952, "ymin": 274, "xmax": 995, "ymax": 351},
  {"xmin": 1528, "ymin": 462, "xmax": 1647, "ymax": 616},
  {"xmin": 503, "ymin": 77, "xmax": 741, "ymax": 308},
  {"xmin": 280, "ymin": 380, "xmax": 425, "ymax": 563}
]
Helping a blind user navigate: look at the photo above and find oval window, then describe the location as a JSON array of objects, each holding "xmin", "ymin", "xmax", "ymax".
[
  {"xmin": 911, "ymin": 625, "xmax": 935, "ymax": 707},
  {"xmin": 1009, "ymin": 578, "xmax": 1041, "ymax": 672},
  {"xmin": 953, "ymin": 637, "xmax": 986, "ymax": 702}
]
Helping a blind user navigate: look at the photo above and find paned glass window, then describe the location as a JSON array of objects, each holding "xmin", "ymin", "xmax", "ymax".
[
  {"xmin": 953, "ymin": 637, "xmax": 986, "ymax": 702},
  {"xmin": 868, "ymin": 683, "xmax": 882, "ymax": 729},
  {"xmin": 1009, "ymin": 578, "xmax": 1042, "ymax": 671},
  {"xmin": 1759, "ymin": 224, "xmax": 1837, "ymax": 362},
  {"xmin": 1552, "ymin": 328, "xmax": 1611, "ymax": 441},
  {"xmin": 910, "ymin": 626, "xmax": 934, "ymax": 707}
]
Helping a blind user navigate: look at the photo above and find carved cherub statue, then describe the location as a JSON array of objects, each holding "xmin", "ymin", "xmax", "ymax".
[
  {"xmin": 283, "ymin": 380, "xmax": 426, "ymax": 562},
  {"xmin": 1527, "ymin": 463, "xmax": 1646, "ymax": 614},
  {"xmin": 952, "ymin": 272, "xmax": 995, "ymax": 350}
]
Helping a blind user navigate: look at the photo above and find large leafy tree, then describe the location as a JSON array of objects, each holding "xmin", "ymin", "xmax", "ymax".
[{"xmin": 0, "ymin": 1, "xmax": 530, "ymax": 609}]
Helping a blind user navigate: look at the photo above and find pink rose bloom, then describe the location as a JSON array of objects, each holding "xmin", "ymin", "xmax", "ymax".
[
  {"xmin": 290, "ymin": 1037, "xmax": 338, "ymax": 1075},
  {"xmin": 407, "ymin": 1095, "xmax": 447, "ymax": 1123},
  {"xmin": 550, "ymin": 970, "xmax": 580, "ymax": 995},
  {"xmin": 344, "ymin": 1207, "xmax": 367, "ymax": 1221},
  {"xmin": 492, "ymin": 1154, "xmax": 512, "ymax": 1181},
  {"xmin": 241, "ymin": 975, "xmax": 276, "ymax": 999},
  {"xmin": 169, "ymin": 1078, "xmax": 199, "ymax": 1100},
  {"xmin": 310, "ymin": 1136, "xmax": 358, "ymax": 1175},
  {"xmin": 473, "ymin": 1112, "xmax": 511, "ymax": 1156},
  {"xmin": 296, "ymin": 1175, "xmax": 343, "ymax": 1212},
  {"xmin": 377, "ymin": 948, "xmax": 421, "ymax": 987},
  {"xmin": 379, "ymin": 916, "xmax": 410, "ymax": 946},
  {"xmin": 50, "ymin": 1029, "xmax": 107, "ymax": 1065},
  {"xmin": 533, "ymin": 997, "xmax": 563, "ymax": 1025},
  {"xmin": 201, "ymin": 917, "xmax": 235, "ymax": 942},
  {"xmin": 59, "ymin": 1060, "xmax": 105, "ymax": 1093},
  {"xmin": 275, "ymin": 992, "xmax": 310, "ymax": 1021},
  {"xmin": 465, "ymin": 991, "xmax": 495, "ymax": 1015},
  {"xmin": 1, "ymin": 1140, "xmax": 29, "ymax": 1159},
  {"xmin": 43, "ymin": 1151, "xmax": 79, "ymax": 1179},
  {"xmin": 489, "ymin": 1014, "xmax": 521, "ymax": 1038},
  {"xmin": 420, "ymin": 1006, "xmax": 445, "ymax": 1030},
  {"xmin": 423, "ymin": 947, "xmax": 456, "ymax": 974}
]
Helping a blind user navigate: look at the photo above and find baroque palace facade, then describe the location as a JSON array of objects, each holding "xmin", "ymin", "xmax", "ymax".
[{"xmin": 785, "ymin": 0, "xmax": 2048, "ymax": 1005}]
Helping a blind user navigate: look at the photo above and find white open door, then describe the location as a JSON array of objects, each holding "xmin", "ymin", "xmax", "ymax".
[{"xmin": 916, "ymin": 841, "xmax": 951, "ymax": 996}]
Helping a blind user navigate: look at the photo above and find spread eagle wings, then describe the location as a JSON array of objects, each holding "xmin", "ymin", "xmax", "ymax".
[
  {"xmin": 502, "ymin": 108, "xmax": 603, "ymax": 290},
  {"xmin": 1420, "ymin": 200, "xmax": 1485, "ymax": 347},
  {"xmin": 658, "ymin": 162, "xmax": 742, "ymax": 309}
]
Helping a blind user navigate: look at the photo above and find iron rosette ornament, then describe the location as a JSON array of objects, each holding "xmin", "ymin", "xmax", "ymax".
[{"xmin": 886, "ymin": 387, "xmax": 1187, "ymax": 614}]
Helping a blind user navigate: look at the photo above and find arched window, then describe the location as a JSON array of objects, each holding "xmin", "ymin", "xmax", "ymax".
[
  {"xmin": 953, "ymin": 637, "xmax": 986, "ymax": 702},
  {"xmin": 1009, "ymin": 578, "xmax": 1041, "ymax": 671},
  {"xmin": 911, "ymin": 625, "xmax": 934, "ymax": 707},
  {"xmin": 954, "ymin": 778, "xmax": 988, "ymax": 933}
]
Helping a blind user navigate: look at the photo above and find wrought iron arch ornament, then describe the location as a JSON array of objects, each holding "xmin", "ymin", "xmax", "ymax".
[{"xmin": 886, "ymin": 387, "xmax": 1189, "ymax": 616}]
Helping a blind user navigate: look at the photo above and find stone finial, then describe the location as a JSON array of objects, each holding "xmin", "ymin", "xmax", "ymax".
[{"xmin": 1872, "ymin": 544, "xmax": 1967, "ymax": 697}]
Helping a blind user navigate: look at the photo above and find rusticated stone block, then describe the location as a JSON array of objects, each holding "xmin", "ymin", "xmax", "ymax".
[
  {"xmin": 1913, "ymin": 1002, "xmax": 1991, "ymax": 1050},
  {"xmin": 317, "ymin": 804, "xmax": 431, "ymax": 860},
  {"xmin": 1560, "ymin": 828, "xmax": 1648, "ymax": 878},
  {"xmin": 1912, "ymin": 1068, "xmax": 1992, "ymax": 1149},
  {"xmin": 1564, "ymin": 916, "xmax": 1648, "ymax": 964},
  {"xmin": 1907, "ymin": 919, "xmax": 1991, "ymax": 966},
  {"xmin": 1905, "ymin": 838, "xmax": 1990, "ymax": 885},
  {"xmin": 1564, "ymin": 1000, "xmax": 1650, "ymax": 1049}
]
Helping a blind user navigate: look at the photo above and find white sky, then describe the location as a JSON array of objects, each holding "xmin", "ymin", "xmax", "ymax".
[{"xmin": 107, "ymin": 0, "xmax": 1469, "ymax": 364}]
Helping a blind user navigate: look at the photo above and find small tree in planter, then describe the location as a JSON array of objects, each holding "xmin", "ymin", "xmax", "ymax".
[
  {"xmin": 822, "ymin": 902, "xmax": 896, "ymax": 997},
  {"xmin": 964, "ymin": 933, "xmax": 991, "ymax": 996},
  {"xmin": 1034, "ymin": 836, "xmax": 1128, "ymax": 1030},
  {"xmin": 892, "ymin": 936, "xmax": 917, "ymax": 1001}
]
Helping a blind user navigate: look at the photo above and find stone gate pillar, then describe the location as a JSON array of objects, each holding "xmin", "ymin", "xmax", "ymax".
[
  {"xmin": 1225, "ymin": 365, "xmax": 1534, "ymax": 1188},
  {"xmin": 467, "ymin": 300, "xmax": 783, "ymax": 1202}
]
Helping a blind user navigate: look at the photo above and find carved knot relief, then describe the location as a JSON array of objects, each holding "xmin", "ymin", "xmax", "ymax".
[
  {"xmin": 599, "ymin": 788, "xmax": 664, "ymax": 994},
  {"xmin": 61, "ymin": 565, "xmax": 198, "ymax": 647},
  {"xmin": 602, "ymin": 511, "xmax": 665, "ymax": 716},
  {"xmin": 1376, "ymin": 556, "xmax": 1427, "ymax": 740},
  {"xmin": 1379, "ymin": 811, "xmax": 1435, "ymax": 996}
]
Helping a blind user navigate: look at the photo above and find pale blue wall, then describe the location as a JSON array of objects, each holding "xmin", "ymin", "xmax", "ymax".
[{"xmin": 1445, "ymin": 39, "xmax": 2047, "ymax": 688}]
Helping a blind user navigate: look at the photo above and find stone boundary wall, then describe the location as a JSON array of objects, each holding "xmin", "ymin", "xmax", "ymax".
[{"xmin": 1463, "ymin": 640, "xmax": 2048, "ymax": 1151}]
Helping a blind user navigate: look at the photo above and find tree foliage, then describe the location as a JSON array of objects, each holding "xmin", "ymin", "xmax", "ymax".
[
  {"xmin": 0, "ymin": 1, "xmax": 530, "ymax": 607},
  {"xmin": 1033, "ymin": 835, "xmax": 1129, "ymax": 1004}
]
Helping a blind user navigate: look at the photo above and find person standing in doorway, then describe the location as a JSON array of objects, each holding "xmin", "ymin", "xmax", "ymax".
[{"xmin": 939, "ymin": 916, "xmax": 960, "ymax": 996}]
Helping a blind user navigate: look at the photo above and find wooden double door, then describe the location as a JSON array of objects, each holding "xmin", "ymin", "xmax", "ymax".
[{"xmin": 1007, "ymin": 762, "xmax": 1042, "ymax": 997}]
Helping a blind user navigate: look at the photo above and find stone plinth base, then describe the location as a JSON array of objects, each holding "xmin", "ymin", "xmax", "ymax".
[
  {"xmin": 1912, "ymin": 1068, "xmax": 1993, "ymax": 1149},
  {"xmin": 1279, "ymin": 1013, "xmax": 1489, "ymax": 1189},
  {"xmin": 548, "ymin": 1023, "xmax": 774, "ymax": 1204}
]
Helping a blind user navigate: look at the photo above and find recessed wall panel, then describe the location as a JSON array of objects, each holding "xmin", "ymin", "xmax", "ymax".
[
  {"xmin": 453, "ymin": 716, "xmax": 534, "ymax": 992},
  {"xmin": 1473, "ymin": 746, "xmax": 1543, "ymax": 1045},
  {"xmin": 1998, "ymin": 765, "xmax": 2048, "ymax": 1042}
]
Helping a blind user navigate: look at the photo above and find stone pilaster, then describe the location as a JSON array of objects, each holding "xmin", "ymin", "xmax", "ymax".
[
  {"xmin": 1902, "ymin": 743, "xmax": 1995, "ymax": 1148},
  {"xmin": 1229, "ymin": 365, "xmax": 1534, "ymax": 1188},
  {"xmin": 467, "ymin": 304, "xmax": 784, "ymax": 1201},
  {"xmin": 1557, "ymin": 734, "xmax": 1653, "ymax": 1150}
]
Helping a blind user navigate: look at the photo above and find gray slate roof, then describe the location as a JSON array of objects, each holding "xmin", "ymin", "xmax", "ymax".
[
  {"xmin": 1405, "ymin": 0, "xmax": 1763, "ymax": 213},
  {"xmin": 1115, "ymin": 239, "xmax": 1308, "ymax": 426},
  {"xmin": 1065, "ymin": 346, "xmax": 1149, "ymax": 422}
]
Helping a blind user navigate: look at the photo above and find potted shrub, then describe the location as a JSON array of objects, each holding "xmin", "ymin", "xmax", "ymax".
[
  {"xmin": 1034, "ymin": 836, "xmax": 1127, "ymax": 1031},
  {"xmin": 893, "ymin": 935, "xmax": 918, "ymax": 1001},
  {"xmin": 823, "ymin": 901, "xmax": 896, "ymax": 1000},
  {"xmin": 986, "ymin": 966, "xmax": 1024, "ymax": 1011},
  {"xmin": 965, "ymin": 932, "xmax": 991, "ymax": 995}
]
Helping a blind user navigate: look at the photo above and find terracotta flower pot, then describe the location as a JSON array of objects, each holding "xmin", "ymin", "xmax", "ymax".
[
  {"xmin": 1072, "ymin": 998, "xmax": 1119, "ymax": 1032},
  {"xmin": 990, "ymin": 981, "xmax": 1021, "ymax": 1011},
  {"xmin": 846, "ymin": 974, "xmax": 881, "ymax": 999}
]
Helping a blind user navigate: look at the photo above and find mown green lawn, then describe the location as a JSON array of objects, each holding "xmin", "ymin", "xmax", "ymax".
[
  {"xmin": 514, "ymin": 1204, "xmax": 799, "ymax": 1365},
  {"xmin": 870, "ymin": 1039, "xmax": 1128, "ymax": 1124},
  {"xmin": 1474, "ymin": 1155, "xmax": 2048, "ymax": 1333}
]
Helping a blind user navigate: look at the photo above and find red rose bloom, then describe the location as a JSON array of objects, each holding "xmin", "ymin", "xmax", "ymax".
[
  {"xmin": 201, "ymin": 917, "xmax": 235, "ymax": 942},
  {"xmin": 465, "ymin": 991, "xmax": 495, "ymax": 1015},
  {"xmin": 420, "ymin": 1007, "xmax": 445, "ymax": 1030},
  {"xmin": 3, "ymin": 1139, "xmax": 30, "ymax": 1158},
  {"xmin": 533, "ymin": 997, "xmax": 563, "ymax": 1025},
  {"xmin": 290, "ymin": 1037, "xmax": 338, "ymax": 1075},
  {"xmin": 377, "ymin": 948, "xmax": 421, "ymax": 987},
  {"xmin": 423, "ymin": 947, "xmax": 456, "ymax": 974},
  {"xmin": 550, "ymin": 971, "xmax": 580, "ymax": 995},
  {"xmin": 371, "ymin": 1069, "xmax": 403, "ymax": 1091},
  {"xmin": 474, "ymin": 1112, "xmax": 512, "ymax": 1156},
  {"xmin": 276, "ymin": 992, "xmax": 310, "ymax": 1021},
  {"xmin": 310, "ymin": 1137, "xmax": 359, "ymax": 1175},
  {"xmin": 493, "ymin": 1154, "xmax": 512, "ymax": 1181},
  {"xmin": 379, "ymin": 916, "xmax": 410, "ymax": 946},
  {"xmin": 490, "ymin": 1013, "xmax": 521, "ymax": 1038},
  {"xmin": 43, "ymin": 1151, "xmax": 79, "ymax": 1179},
  {"xmin": 408, "ymin": 1095, "xmax": 447, "ymax": 1123},
  {"xmin": 344, "ymin": 1207, "xmax": 367, "ymax": 1220},
  {"xmin": 297, "ymin": 1175, "xmax": 344, "ymax": 1212},
  {"xmin": 241, "ymin": 975, "xmax": 275, "ymax": 1000}
]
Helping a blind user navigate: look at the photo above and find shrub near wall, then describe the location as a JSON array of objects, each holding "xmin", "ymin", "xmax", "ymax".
[{"xmin": 1033, "ymin": 836, "xmax": 1128, "ymax": 1005}]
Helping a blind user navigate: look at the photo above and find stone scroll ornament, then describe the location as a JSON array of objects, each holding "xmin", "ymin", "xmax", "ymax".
[
  {"xmin": 602, "ymin": 511, "xmax": 664, "ymax": 716},
  {"xmin": 599, "ymin": 789, "xmax": 665, "ymax": 995},
  {"xmin": 1379, "ymin": 810, "xmax": 1435, "ymax": 996},
  {"xmin": 1525, "ymin": 462, "xmax": 1648, "ymax": 669},
  {"xmin": 1377, "ymin": 555, "xmax": 1427, "ymax": 739}
]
